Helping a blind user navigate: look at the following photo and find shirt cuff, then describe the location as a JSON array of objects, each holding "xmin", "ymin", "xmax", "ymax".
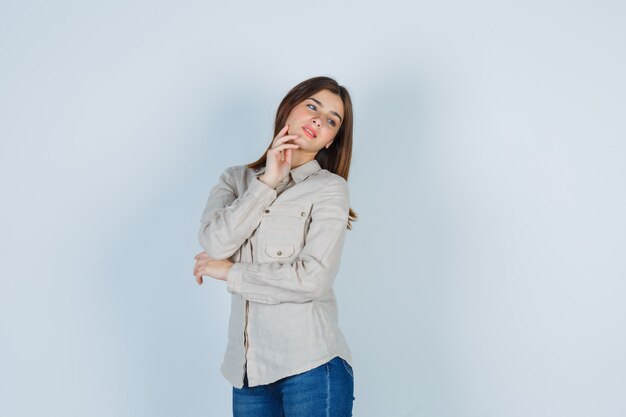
[
  {"xmin": 226, "ymin": 263, "xmax": 245, "ymax": 295},
  {"xmin": 248, "ymin": 176, "xmax": 277, "ymax": 203}
]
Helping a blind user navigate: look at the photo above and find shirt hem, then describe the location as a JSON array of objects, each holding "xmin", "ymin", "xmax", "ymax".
[{"xmin": 236, "ymin": 352, "xmax": 352, "ymax": 388}]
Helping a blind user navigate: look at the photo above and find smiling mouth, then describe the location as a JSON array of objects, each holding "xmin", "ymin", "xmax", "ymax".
[{"xmin": 302, "ymin": 126, "xmax": 316, "ymax": 138}]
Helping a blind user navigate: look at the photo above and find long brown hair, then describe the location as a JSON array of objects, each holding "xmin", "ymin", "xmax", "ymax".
[{"xmin": 246, "ymin": 76, "xmax": 358, "ymax": 230}]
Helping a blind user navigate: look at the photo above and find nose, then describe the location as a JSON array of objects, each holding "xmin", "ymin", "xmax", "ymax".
[{"xmin": 310, "ymin": 118, "xmax": 321, "ymax": 129}]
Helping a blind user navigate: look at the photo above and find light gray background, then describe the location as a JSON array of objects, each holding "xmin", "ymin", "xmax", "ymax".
[{"xmin": 1, "ymin": 1, "xmax": 625, "ymax": 416}]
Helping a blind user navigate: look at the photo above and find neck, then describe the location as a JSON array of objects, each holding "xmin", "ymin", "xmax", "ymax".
[{"xmin": 290, "ymin": 150, "xmax": 316, "ymax": 169}]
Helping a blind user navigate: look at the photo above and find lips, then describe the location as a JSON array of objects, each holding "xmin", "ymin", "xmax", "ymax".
[{"xmin": 302, "ymin": 125, "xmax": 317, "ymax": 138}]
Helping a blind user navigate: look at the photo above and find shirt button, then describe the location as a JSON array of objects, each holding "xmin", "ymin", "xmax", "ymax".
[
  {"xmin": 264, "ymin": 209, "xmax": 270, "ymax": 213},
  {"xmin": 277, "ymin": 250, "xmax": 282, "ymax": 256},
  {"xmin": 301, "ymin": 212, "xmax": 306, "ymax": 217}
]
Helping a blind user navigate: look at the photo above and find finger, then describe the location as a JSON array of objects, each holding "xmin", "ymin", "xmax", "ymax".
[
  {"xmin": 194, "ymin": 251, "xmax": 208, "ymax": 259},
  {"xmin": 272, "ymin": 125, "xmax": 295, "ymax": 144},
  {"xmin": 272, "ymin": 124, "xmax": 289, "ymax": 143},
  {"xmin": 195, "ymin": 255, "xmax": 209, "ymax": 262},
  {"xmin": 269, "ymin": 143, "xmax": 300, "ymax": 154},
  {"xmin": 196, "ymin": 274, "xmax": 203, "ymax": 285},
  {"xmin": 270, "ymin": 146, "xmax": 299, "ymax": 162},
  {"xmin": 271, "ymin": 134, "xmax": 299, "ymax": 150},
  {"xmin": 196, "ymin": 258, "xmax": 209, "ymax": 274}
]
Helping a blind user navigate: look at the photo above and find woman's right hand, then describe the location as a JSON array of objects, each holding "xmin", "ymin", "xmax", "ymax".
[{"xmin": 259, "ymin": 123, "xmax": 300, "ymax": 189}]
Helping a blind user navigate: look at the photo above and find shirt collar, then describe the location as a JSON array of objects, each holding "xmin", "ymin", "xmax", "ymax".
[{"xmin": 255, "ymin": 158, "xmax": 321, "ymax": 184}]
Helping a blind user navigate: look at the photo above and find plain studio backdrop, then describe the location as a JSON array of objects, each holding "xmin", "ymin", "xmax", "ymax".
[{"xmin": 1, "ymin": 1, "xmax": 625, "ymax": 416}]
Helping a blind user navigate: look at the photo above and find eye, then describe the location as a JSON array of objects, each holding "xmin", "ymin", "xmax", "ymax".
[{"xmin": 307, "ymin": 103, "xmax": 337, "ymax": 127}]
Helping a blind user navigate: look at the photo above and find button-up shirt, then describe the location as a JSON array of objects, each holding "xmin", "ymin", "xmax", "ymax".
[{"xmin": 197, "ymin": 158, "xmax": 353, "ymax": 388}]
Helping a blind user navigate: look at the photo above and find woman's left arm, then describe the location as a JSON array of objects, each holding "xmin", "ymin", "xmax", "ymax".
[{"xmin": 223, "ymin": 176, "xmax": 350, "ymax": 304}]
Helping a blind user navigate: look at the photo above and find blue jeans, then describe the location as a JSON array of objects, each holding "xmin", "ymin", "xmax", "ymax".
[{"xmin": 232, "ymin": 356, "xmax": 355, "ymax": 417}]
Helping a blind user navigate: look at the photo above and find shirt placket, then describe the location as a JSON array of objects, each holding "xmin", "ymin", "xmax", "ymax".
[
  {"xmin": 243, "ymin": 230, "xmax": 254, "ymax": 379},
  {"xmin": 244, "ymin": 299, "xmax": 249, "ymax": 374},
  {"xmin": 243, "ymin": 173, "xmax": 292, "ymax": 384}
]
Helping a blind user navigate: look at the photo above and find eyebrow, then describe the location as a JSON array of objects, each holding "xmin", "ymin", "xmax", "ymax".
[{"xmin": 307, "ymin": 97, "xmax": 343, "ymax": 123}]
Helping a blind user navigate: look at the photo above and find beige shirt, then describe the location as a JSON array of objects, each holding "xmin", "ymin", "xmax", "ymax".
[{"xmin": 198, "ymin": 158, "xmax": 353, "ymax": 388}]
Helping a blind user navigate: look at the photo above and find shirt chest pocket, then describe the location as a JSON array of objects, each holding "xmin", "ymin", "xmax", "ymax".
[{"xmin": 256, "ymin": 202, "xmax": 313, "ymax": 262}]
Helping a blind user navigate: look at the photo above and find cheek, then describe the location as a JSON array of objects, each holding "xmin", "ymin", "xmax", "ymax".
[
  {"xmin": 288, "ymin": 108, "xmax": 308, "ymax": 120},
  {"xmin": 322, "ymin": 131, "xmax": 336, "ymax": 144}
]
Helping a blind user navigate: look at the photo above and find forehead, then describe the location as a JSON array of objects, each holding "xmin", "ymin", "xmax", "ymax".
[{"xmin": 307, "ymin": 89, "xmax": 344, "ymax": 115}]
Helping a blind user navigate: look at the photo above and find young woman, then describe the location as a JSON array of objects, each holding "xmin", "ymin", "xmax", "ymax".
[{"xmin": 193, "ymin": 76, "xmax": 357, "ymax": 417}]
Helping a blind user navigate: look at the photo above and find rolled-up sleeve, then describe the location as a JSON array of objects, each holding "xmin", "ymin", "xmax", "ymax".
[
  {"xmin": 198, "ymin": 167, "xmax": 277, "ymax": 260},
  {"xmin": 226, "ymin": 177, "xmax": 350, "ymax": 304}
]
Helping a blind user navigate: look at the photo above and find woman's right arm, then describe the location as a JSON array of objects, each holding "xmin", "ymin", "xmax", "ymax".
[
  {"xmin": 200, "ymin": 124, "xmax": 299, "ymax": 260},
  {"xmin": 198, "ymin": 166, "xmax": 278, "ymax": 260}
]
